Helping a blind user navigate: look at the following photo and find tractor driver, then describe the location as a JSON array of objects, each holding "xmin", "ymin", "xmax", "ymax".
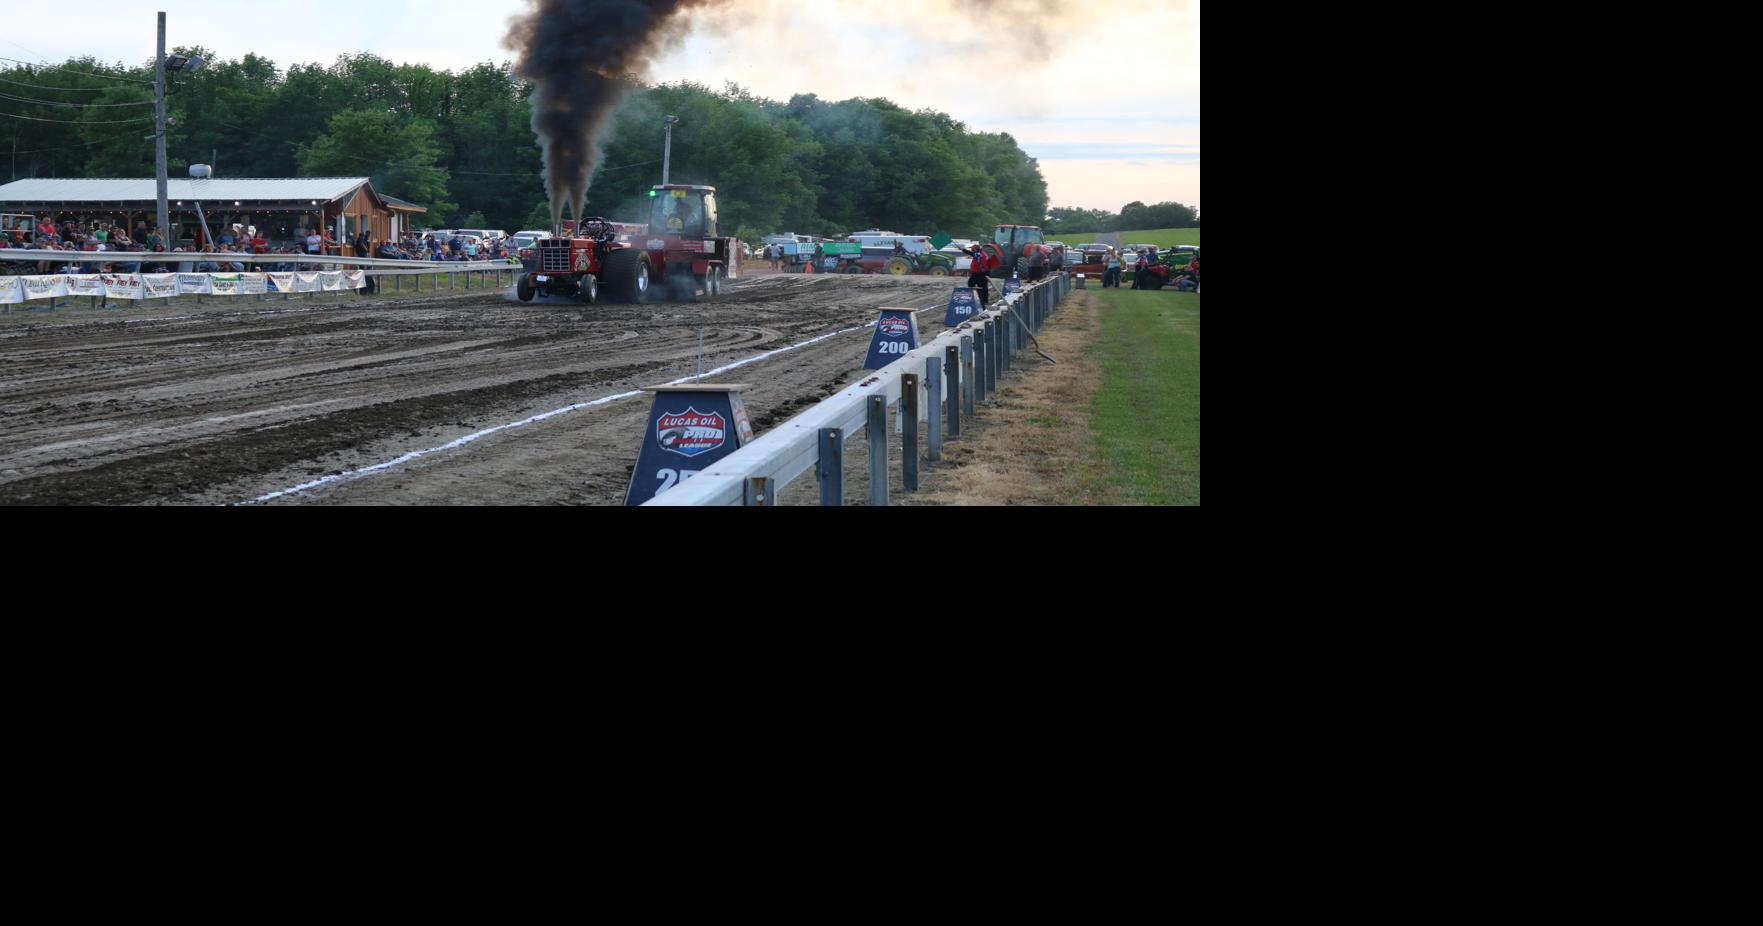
[
  {"xmin": 591, "ymin": 220, "xmax": 616, "ymax": 268},
  {"xmin": 664, "ymin": 193, "xmax": 704, "ymax": 236}
]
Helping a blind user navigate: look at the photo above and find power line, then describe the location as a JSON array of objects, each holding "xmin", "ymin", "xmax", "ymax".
[
  {"xmin": 0, "ymin": 74, "xmax": 118, "ymax": 92},
  {"xmin": 0, "ymin": 56, "xmax": 154, "ymax": 85},
  {"xmin": 11, "ymin": 128, "xmax": 150, "ymax": 155},
  {"xmin": 0, "ymin": 91, "xmax": 153, "ymax": 108},
  {"xmin": 0, "ymin": 111, "xmax": 152, "ymax": 124}
]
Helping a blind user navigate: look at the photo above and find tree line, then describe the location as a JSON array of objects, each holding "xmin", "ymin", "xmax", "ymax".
[
  {"xmin": 2, "ymin": 52, "xmax": 1050, "ymax": 243},
  {"xmin": 1044, "ymin": 201, "xmax": 1201, "ymax": 236}
]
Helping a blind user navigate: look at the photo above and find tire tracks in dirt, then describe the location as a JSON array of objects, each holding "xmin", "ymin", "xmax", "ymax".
[{"xmin": 0, "ymin": 275, "xmax": 957, "ymax": 504}]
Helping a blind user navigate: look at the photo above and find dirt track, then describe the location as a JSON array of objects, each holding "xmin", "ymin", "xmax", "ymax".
[{"xmin": 0, "ymin": 274, "xmax": 960, "ymax": 505}]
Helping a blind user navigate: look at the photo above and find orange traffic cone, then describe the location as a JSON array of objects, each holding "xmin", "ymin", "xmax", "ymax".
[{"xmin": 803, "ymin": 259, "xmax": 813, "ymax": 275}]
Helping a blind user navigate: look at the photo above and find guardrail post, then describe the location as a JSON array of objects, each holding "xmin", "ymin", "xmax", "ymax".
[
  {"xmin": 1005, "ymin": 308, "xmax": 1016, "ymax": 369},
  {"xmin": 960, "ymin": 336, "xmax": 974, "ymax": 416},
  {"xmin": 973, "ymin": 324, "xmax": 987, "ymax": 403},
  {"xmin": 818, "ymin": 428, "xmax": 843, "ymax": 506},
  {"xmin": 927, "ymin": 356, "xmax": 943, "ymax": 461},
  {"xmin": 985, "ymin": 320, "xmax": 998, "ymax": 397},
  {"xmin": 902, "ymin": 373, "xmax": 919, "ymax": 492},
  {"xmin": 1002, "ymin": 311, "xmax": 1012, "ymax": 372},
  {"xmin": 450, "ymin": 272, "xmax": 456, "ymax": 291},
  {"xmin": 945, "ymin": 346, "xmax": 961, "ymax": 439},
  {"xmin": 743, "ymin": 477, "xmax": 775, "ymax": 507},
  {"xmin": 867, "ymin": 395, "xmax": 888, "ymax": 507}
]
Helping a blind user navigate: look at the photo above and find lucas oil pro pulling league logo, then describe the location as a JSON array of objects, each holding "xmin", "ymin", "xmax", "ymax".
[{"xmin": 655, "ymin": 408, "xmax": 727, "ymax": 457}]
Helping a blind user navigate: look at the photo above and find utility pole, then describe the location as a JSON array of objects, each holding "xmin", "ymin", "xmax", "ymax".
[
  {"xmin": 662, "ymin": 115, "xmax": 679, "ymax": 185},
  {"xmin": 155, "ymin": 11, "xmax": 169, "ymax": 247}
]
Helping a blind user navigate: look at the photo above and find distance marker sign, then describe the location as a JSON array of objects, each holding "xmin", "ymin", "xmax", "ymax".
[
  {"xmin": 1003, "ymin": 276, "xmax": 1022, "ymax": 298},
  {"xmin": 944, "ymin": 287, "xmax": 982, "ymax": 326},
  {"xmin": 864, "ymin": 309, "xmax": 921, "ymax": 370},
  {"xmin": 626, "ymin": 384, "xmax": 755, "ymax": 506}
]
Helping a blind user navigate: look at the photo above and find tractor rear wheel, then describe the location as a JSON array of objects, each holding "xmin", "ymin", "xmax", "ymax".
[
  {"xmin": 602, "ymin": 249, "xmax": 650, "ymax": 303},
  {"xmin": 885, "ymin": 257, "xmax": 912, "ymax": 276}
]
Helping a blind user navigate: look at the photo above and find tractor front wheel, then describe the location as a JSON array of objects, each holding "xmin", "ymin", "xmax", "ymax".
[
  {"xmin": 928, "ymin": 265, "xmax": 949, "ymax": 277},
  {"xmin": 517, "ymin": 274, "xmax": 535, "ymax": 302},
  {"xmin": 578, "ymin": 273, "xmax": 598, "ymax": 304}
]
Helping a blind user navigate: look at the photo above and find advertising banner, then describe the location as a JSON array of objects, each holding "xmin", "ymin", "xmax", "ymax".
[
  {"xmin": 267, "ymin": 273, "xmax": 295, "ymax": 293},
  {"xmin": 101, "ymin": 273, "xmax": 144, "ymax": 300},
  {"xmin": 209, "ymin": 274, "xmax": 242, "ymax": 296},
  {"xmin": 0, "ymin": 277, "xmax": 20, "ymax": 304},
  {"xmin": 178, "ymin": 273, "xmax": 212, "ymax": 295},
  {"xmin": 296, "ymin": 272, "xmax": 322, "ymax": 293},
  {"xmin": 320, "ymin": 271, "xmax": 345, "ymax": 291},
  {"xmin": 344, "ymin": 270, "xmax": 365, "ymax": 290},
  {"xmin": 65, "ymin": 275, "xmax": 105, "ymax": 297},
  {"xmin": 241, "ymin": 274, "xmax": 268, "ymax": 295},
  {"xmin": 21, "ymin": 275, "xmax": 68, "ymax": 300},
  {"xmin": 142, "ymin": 274, "xmax": 180, "ymax": 299}
]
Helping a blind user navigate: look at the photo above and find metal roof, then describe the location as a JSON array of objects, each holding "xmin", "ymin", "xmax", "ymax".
[
  {"xmin": 0, "ymin": 177, "xmax": 374, "ymax": 203},
  {"xmin": 381, "ymin": 194, "xmax": 428, "ymax": 211}
]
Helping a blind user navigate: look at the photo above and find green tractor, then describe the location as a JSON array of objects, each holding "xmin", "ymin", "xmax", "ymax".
[{"xmin": 882, "ymin": 250, "xmax": 957, "ymax": 276}]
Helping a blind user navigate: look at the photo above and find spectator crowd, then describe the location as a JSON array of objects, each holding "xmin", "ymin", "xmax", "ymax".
[{"xmin": 3, "ymin": 214, "xmax": 521, "ymax": 276}]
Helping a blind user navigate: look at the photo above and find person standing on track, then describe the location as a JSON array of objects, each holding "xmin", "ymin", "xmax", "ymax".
[{"xmin": 967, "ymin": 243, "xmax": 992, "ymax": 307}]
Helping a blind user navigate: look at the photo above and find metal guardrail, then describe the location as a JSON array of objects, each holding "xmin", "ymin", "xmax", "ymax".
[
  {"xmin": 645, "ymin": 272, "xmax": 1073, "ymax": 506},
  {"xmin": 2, "ymin": 250, "xmax": 525, "ymax": 308},
  {"xmin": 0, "ymin": 250, "xmax": 515, "ymax": 272}
]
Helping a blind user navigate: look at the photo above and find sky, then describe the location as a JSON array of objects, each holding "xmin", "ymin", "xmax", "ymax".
[{"xmin": 0, "ymin": 0, "xmax": 1200, "ymax": 215}]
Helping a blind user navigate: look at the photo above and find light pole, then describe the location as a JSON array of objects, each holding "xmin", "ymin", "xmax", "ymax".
[
  {"xmin": 662, "ymin": 115, "xmax": 680, "ymax": 185},
  {"xmin": 151, "ymin": 11, "xmax": 203, "ymax": 248}
]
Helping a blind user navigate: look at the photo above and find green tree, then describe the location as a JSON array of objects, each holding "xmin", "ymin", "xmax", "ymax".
[{"xmin": 299, "ymin": 109, "xmax": 456, "ymax": 219}]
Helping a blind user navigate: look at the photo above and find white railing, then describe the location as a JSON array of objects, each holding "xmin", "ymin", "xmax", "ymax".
[
  {"xmin": 645, "ymin": 273, "xmax": 1072, "ymax": 506},
  {"xmin": 1, "ymin": 250, "xmax": 523, "ymax": 307},
  {"xmin": 0, "ymin": 250, "xmax": 516, "ymax": 272}
]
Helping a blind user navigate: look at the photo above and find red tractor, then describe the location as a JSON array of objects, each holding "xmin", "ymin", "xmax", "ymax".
[
  {"xmin": 976, "ymin": 224, "xmax": 1065, "ymax": 282},
  {"xmin": 518, "ymin": 184, "xmax": 740, "ymax": 304}
]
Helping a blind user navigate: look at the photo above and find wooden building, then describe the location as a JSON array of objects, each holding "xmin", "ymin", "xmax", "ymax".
[{"xmin": 0, "ymin": 177, "xmax": 427, "ymax": 254}]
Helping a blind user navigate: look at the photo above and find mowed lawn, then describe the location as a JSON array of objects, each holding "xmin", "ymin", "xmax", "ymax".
[
  {"xmin": 1056, "ymin": 228, "xmax": 1202, "ymax": 249},
  {"xmin": 1091, "ymin": 288, "xmax": 1200, "ymax": 505}
]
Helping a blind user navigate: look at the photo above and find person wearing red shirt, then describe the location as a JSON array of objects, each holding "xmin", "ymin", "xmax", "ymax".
[{"xmin": 966, "ymin": 243, "xmax": 993, "ymax": 307}]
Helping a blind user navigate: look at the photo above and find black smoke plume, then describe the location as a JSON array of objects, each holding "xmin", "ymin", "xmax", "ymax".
[{"xmin": 505, "ymin": 0, "xmax": 714, "ymax": 233}]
